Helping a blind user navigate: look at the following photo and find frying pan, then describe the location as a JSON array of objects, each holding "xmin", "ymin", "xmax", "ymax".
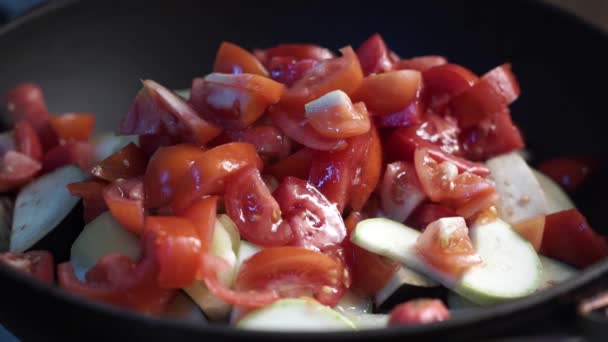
[{"xmin": 0, "ymin": 0, "xmax": 607, "ymax": 340}]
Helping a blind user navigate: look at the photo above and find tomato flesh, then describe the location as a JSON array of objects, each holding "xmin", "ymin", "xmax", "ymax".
[
  {"xmin": 103, "ymin": 178, "xmax": 146, "ymax": 235},
  {"xmin": 459, "ymin": 110, "xmax": 524, "ymax": 161},
  {"xmin": 356, "ymin": 33, "xmax": 394, "ymax": 76},
  {"xmin": 268, "ymin": 57, "xmax": 317, "ymax": 86},
  {"xmin": 394, "ymin": 55, "xmax": 448, "ymax": 72},
  {"xmin": 352, "ymin": 70, "xmax": 422, "ymax": 116},
  {"xmin": 179, "ymin": 196, "xmax": 217, "ymax": 252},
  {"xmin": 90, "ymin": 143, "xmax": 148, "ymax": 182},
  {"xmin": 305, "ymin": 90, "xmax": 370, "ymax": 139},
  {"xmin": 388, "ymin": 299, "xmax": 450, "ymax": 326},
  {"xmin": 0, "ymin": 150, "xmax": 42, "ymax": 192},
  {"xmin": 349, "ymin": 126, "xmax": 382, "ymax": 212},
  {"xmin": 268, "ymin": 147, "xmax": 315, "ymax": 181},
  {"xmin": 422, "ymin": 63, "xmax": 478, "ymax": 115},
  {"xmin": 49, "ymin": 113, "xmax": 95, "ymax": 143},
  {"xmin": 213, "ymin": 41, "xmax": 269, "ymax": 76},
  {"xmin": 14, "ymin": 120, "xmax": 43, "ymax": 161},
  {"xmin": 3, "ymin": 83, "xmax": 49, "ymax": 129}
]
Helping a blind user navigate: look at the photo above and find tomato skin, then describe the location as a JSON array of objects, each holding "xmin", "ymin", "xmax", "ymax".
[
  {"xmin": 225, "ymin": 125, "xmax": 291, "ymax": 161},
  {"xmin": 14, "ymin": 120, "xmax": 43, "ymax": 161},
  {"xmin": 281, "ymin": 47, "xmax": 364, "ymax": 109},
  {"xmin": 190, "ymin": 73, "xmax": 284, "ymax": 130},
  {"xmin": 308, "ymin": 131, "xmax": 371, "ymax": 213},
  {"xmin": 349, "ymin": 126, "xmax": 382, "ymax": 212},
  {"xmin": 67, "ymin": 180, "xmax": 108, "ymax": 222},
  {"xmin": 90, "ymin": 143, "xmax": 148, "ymax": 182},
  {"xmin": 380, "ymin": 161, "xmax": 427, "ymax": 223},
  {"xmin": 376, "ymin": 96, "xmax": 424, "ymax": 128},
  {"xmin": 268, "ymin": 57, "xmax": 317, "ymax": 87},
  {"xmin": 274, "ymin": 177, "xmax": 347, "ymax": 251},
  {"xmin": 416, "ymin": 217, "xmax": 481, "ymax": 277},
  {"xmin": 352, "ymin": 70, "xmax": 422, "ymax": 116},
  {"xmin": 305, "ymin": 90, "xmax": 371, "ymax": 139},
  {"xmin": 268, "ymin": 147, "xmax": 315, "ymax": 181},
  {"xmin": 3, "ymin": 83, "xmax": 49, "ymax": 128},
  {"xmin": 459, "ymin": 110, "xmax": 524, "ymax": 161},
  {"xmin": 344, "ymin": 212, "xmax": 399, "ymax": 296},
  {"xmin": 103, "ymin": 178, "xmax": 145, "ymax": 235},
  {"xmin": 236, "ymin": 246, "xmax": 346, "ymax": 306},
  {"xmin": 213, "ymin": 41, "xmax": 269, "ymax": 76},
  {"xmin": 173, "ymin": 142, "xmax": 263, "ymax": 212},
  {"xmin": 538, "ymin": 157, "xmax": 596, "ymax": 192},
  {"xmin": 356, "ymin": 33, "xmax": 394, "ymax": 76},
  {"xmin": 540, "ymin": 209, "xmax": 608, "ymax": 268},
  {"xmin": 450, "ymin": 64, "xmax": 520, "ymax": 128},
  {"xmin": 49, "ymin": 113, "xmax": 95, "ymax": 143},
  {"xmin": 264, "ymin": 44, "xmax": 334, "ymax": 62},
  {"xmin": 145, "ymin": 216, "xmax": 202, "ymax": 289},
  {"xmin": 179, "ymin": 196, "xmax": 217, "ymax": 252},
  {"xmin": 0, "ymin": 151, "xmax": 42, "ymax": 192},
  {"xmin": 42, "ymin": 140, "xmax": 93, "ymax": 173},
  {"xmin": 270, "ymin": 106, "xmax": 347, "ymax": 151},
  {"xmin": 0, "ymin": 250, "xmax": 54, "ymax": 284},
  {"xmin": 512, "ymin": 215, "xmax": 545, "ymax": 251},
  {"xmin": 143, "ymin": 144, "xmax": 207, "ymax": 208},
  {"xmin": 395, "ymin": 55, "xmax": 448, "ymax": 72},
  {"xmin": 388, "ymin": 299, "xmax": 450, "ymax": 326},
  {"xmin": 406, "ymin": 203, "xmax": 457, "ymax": 231},
  {"xmin": 422, "ymin": 63, "xmax": 478, "ymax": 115},
  {"xmin": 225, "ymin": 166, "xmax": 293, "ymax": 246}
]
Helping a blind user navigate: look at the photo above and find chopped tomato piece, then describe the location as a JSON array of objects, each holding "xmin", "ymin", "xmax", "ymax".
[
  {"xmin": 422, "ymin": 63, "xmax": 478, "ymax": 115},
  {"xmin": 225, "ymin": 166, "xmax": 293, "ymax": 246},
  {"xmin": 380, "ymin": 161, "xmax": 427, "ymax": 223},
  {"xmin": 137, "ymin": 131, "xmax": 180, "ymax": 157},
  {"xmin": 213, "ymin": 41, "xmax": 269, "ymax": 76},
  {"xmin": 90, "ymin": 143, "xmax": 148, "ymax": 182},
  {"xmin": 179, "ymin": 196, "xmax": 217, "ymax": 252},
  {"xmin": 356, "ymin": 33, "xmax": 394, "ymax": 76},
  {"xmin": 0, "ymin": 250, "xmax": 54, "ymax": 284},
  {"xmin": 3, "ymin": 83, "xmax": 49, "ymax": 128},
  {"xmin": 540, "ymin": 209, "xmax": 608, "ymax": 268},
  {"xmin": 224, "ymin": 125, "xmax": 291, "ymax": 161},
  {"xmin": 349, "ymin": 126, "xmax": 382, "ymax": 211},
  {"xmin": 394, "ymin": 55, "xmax": 448, "ymax": 72},
  {"xmin": 414, "ymin": 148, "xmax": 494, "ymax": 205},
  {"xmin": 143, "ymin": 144, "xmax": 207, "ymax": 208},
  {"xmin": 450, "ymin": 64, "xmax": 520, "ymax": 128},
  {"xmin": 274, "ymin": 177, "xmax": 347, "ymax": 251},
  {"xmin": 459, "ymin": 110, "xmax": 525, "ymax": 161},
  {"xmin": 0, "ymin": 151, "xmax": 41, "ymax": 192},
  {"xmin": 416, "ymin": 217, "xmax": 481, "ymax": 277},
  {"xmin": 235, "ymin": 246, "xmax": 346, "ymax": 306},
  {"xmin": 455, "ymin": 190, "xmax": 498, "ymax": 220},
  {"xmin": 264, "ymin": 44, "xmax": 334, "ymax": 62},
  {"xmin": 406, "ymin": 203, "xmax": 457, "ymax": 231},
  {"xmin": 120, "ymin": 80, "xmax": 221, "ymax": 145},
  {"xmin": 376, "ymin": 96, "xmax": 424, "ymax": 128},
  {"xmin": 14, "ymin": 120, "xmax": 42, "ymax": 161},
  {"xmin": 512, "ymin": 215, "xmax": 545, "ymax": 251},
  {"xmin": 146, "ymin": 216, "xmax": 202, "ymax": 289},
  {"xmin": 42, "ymin": 141, "xmax": 93, "ymax": 172},
  {"xmin": 268, "ymin": 147, "xmax": 315, "ymax": 181},
  {"xmin": 268, "ymin": 57, "xmax": 317, "ymax": 86},
  {"xmin": 103, "ymin": 178, "xmax": 145, "ymax": 235},
  {"xmin": 344, "ymin": 211, "xmax": 399, "ymax": 296},
  {"xmin": 538, "ymin": 157, "xmax": 597, "ymax": 192},
  {"xmin": 281, "ymin": 47, "xmax": 364, "ymax": 109},
  {"xmin": 270, "ymin": 106, "xmax": 347, "ymax": 151},
  {"xmin": 173, "ymin": 142, "xmax": 263, "ymax": 212},
  {"xmin": 352, "ymin": 70, "xmax": 422, "ymax": 116},
  {"xmin": 388, "ymin": 299, "xmax": 450, "ymax": 326},
  {"xmin": 190, "ymin": 73, "xmax": 284, "ymax": 130},
  {"xmin": 305, "ymin": 90, "xmax": 371, "ymax": 139},
  {"xmin": 67, "ymin": 180, "xmax": 108, "ymax": 222},
  {"xmin": 49, "ymin": 113, "xmax": 95, "ymax": 143},
  {"xmin": 308, "ymin": 131, "xmax": 371, "ymax": 213}
]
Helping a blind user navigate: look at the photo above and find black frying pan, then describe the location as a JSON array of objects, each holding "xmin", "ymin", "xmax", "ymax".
[{"xmin": 0, "ymin": 0, "xmax": 607, "ymax": 340}]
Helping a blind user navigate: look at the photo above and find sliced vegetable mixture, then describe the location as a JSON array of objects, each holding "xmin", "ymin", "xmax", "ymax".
[{"xmin": 0, "ymin": 34, "xmax": 605, "ymax": 331}]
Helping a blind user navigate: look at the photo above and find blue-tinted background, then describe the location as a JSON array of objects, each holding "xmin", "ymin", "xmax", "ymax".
[{"xmin": 0, "ymin": 0, "xmax": 43, "ymax": 23}]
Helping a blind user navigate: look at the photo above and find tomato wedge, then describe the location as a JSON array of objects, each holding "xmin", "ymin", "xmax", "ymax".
[
  {"xmin": 173, "ymin": 142, "xmax": 263, "ymax": 212},
  {"xmin": 268, "ymin": 57, "xmax": 317, "ymax": 87},
  {"xmin": 416, "ymin": 217, "xmax": 481, "ymax": 277},
  {"xmin": 190, "ymin": 73, "xmax": 284, "ymax": 130},
  {"xmin": 376, "ymin": 96, "xmax": 424, "ymax": 128},
  {"xmin": 103, "ymin": 178, "xmax": 145, "ymax": 235},
  {"xmin": 380, "ymin": 161, "xmax": 427, "ymax": 223},
  {"xmin": 49, "ymin": 113, "xmax": 95, "ymax": 143},
  {"xmin": 356, "ymin": 33, "xmax": 395, "ymax": 76},
  {"xmin": 352, "ymin": 70, "xmax": 422, "ymax": 115},
  {"xmin": 281, "ymin": 47, "xmax": 364, "ymax": 109},
  {"xmin": 0, "ymin": 250, "xmax": 54, "ymax": 284},
  {"xmin": 450, "ymin": 63, "xmax": 520, "ymax": 128},
  {"xmin": 90, "ymin": 143, "xmax": 148, "ymax": 182},
  {"xmin": 14, "ymin": 120, "xmax": 42, "ymax": 161},
  {"xmin": 422, "ymin": 63, "xmax": 478, "ymax": 115},
  {"xmin": 146, "ymin": 216, "xmax": 202, "ymax": 289},
  {"xmin": 349, "ymin": 126, "xmax": 382, "ymax": 211},
  {"xmin": 305, "ymin": 90, "xmax": 371, "ymax": 139},
  {"xmin": 459, "ymin": 110, "xmax": 524, "ymax": 161},
  {"xmin": 67, "ymin": 180, "xmax": 108, "ymax": 222},
  {"xmin": 235, "ymin": 246, "xmax": 346, "ymax": 306},
  {"xmin": 3, "ymin": 83, "xmax": 49, "ymax": 128},
  {"xmin": 0, "ymin": 150, "xmax": 41, "ymax": 192},
  {"xmin": 274, "ymin": 177, "xmax": 347, "ymax": 251},
  {"xmin": 394, "ymin": 55, "xmax": 448, "ymax": 72},
  {"xmin": 270, "ymin": 106, "xmax": 347, "ymax": 151},
  {"xmin": 224, "ymin": 125, "xmax": 291, "ymax": 161},
  {"xmin": 179, "ymin": 196, "xmax": 217, "ymax": 252},
  {"xmin": 225, "ymin": 166, "xmax": 293, "ymax": 246},
  {"xmin": 143, "ymin": 144, "xmax": 207, "ymax": 208},
  {"xmin": 268, "ymin": 147, "xmax": 315, "ymax": 181},
  {"xmin": 264, "ymin": 44, "xmax": 334, "ymax": 62},
  {"xmin": 213, "ymin": 41, "xmax": 269, "ymax": 76}
]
